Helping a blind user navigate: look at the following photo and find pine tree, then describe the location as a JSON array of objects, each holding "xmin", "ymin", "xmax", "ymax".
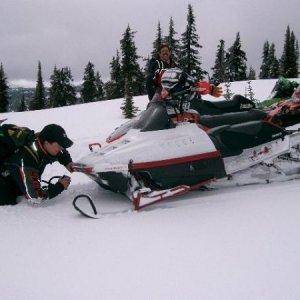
[
  {"xmin": 18, "ymin": 94, "xmax": 27, "ymax": 112},
  {"xmin": 247, "ymin": 66, "xmax": 256, "ymax": 80},
  {"xmin": 104, "ymin": 82, "xmax": 113, "ymax": 100},
  {"xmin": 165, "ymin": 17, "xmax": 180, "ymax": 64},
  {"xmin": 268, "ymin": 43, "xmax": 280, "ymax": 79},
  {"xmin": 49, "ymin": 66, "xmax": 76, "ymax": 107},
  {"xmin": 121, "ymin": 76, "xmax": 138, "ymax": 119},
  {"xmin": 226, "ymin": 32, "xmax": 247, "ymax": 81},
  {"xmin": 280, "ymin": 25, "xmax": 291, "ymax": 77},
  {"xmin": 81, "ymin": 61, "xmax": 97, "ymax": 103},
  {"xmin": 105, "ymin": 50, "xmax": 124, "ymax": 99},
  {"xmin": 211, "ymin": 39, "xmax": 227, "ymax": 84},
  {"xmin": 134, "ymin": 67, "xmax": 146, "ymax": 96},
  {"xmin": 224, "ymin": 81, "xmax": 233, "ymax": 101},
  {"xmin": 61, "ymin": 67, "xmax": 76, "ymax": 106},
  {"xmin": 246, "ymin": 80, "xmax": 256, "ymax": 102},
  {"xmin": 180, "ymin": 4, "xmax": 206, "ymax": 79},
  {"xmin": 289, "ymin": 31, "xmax": 298, "ymax": 77},
  {"xmin": 49, "ymin": 66, "xmax": 60, "ymax": 107},
  {"xmin": 0, "ymin": 63, "xmax": 9, "ymax": 113},
  {"xmin": 151, "ymin": 21, "xmax": 163, "ymax": 58},
  {"xmin": 280, "ymin": 26, "xmax": 298, "ymax": 78},
  {"xmin": 143, "ymin": 55, "xmax": 151, "ymax": 78},
  {"xmin": 95, "ymin": 71, "xmax": 104, "ymax": 101},
  {"xmin": 259, "ymin": 41, "xmax": 270, "ymax": 79},
  {"xmin": 30, "ymin": 61, "xmax": 46, "ymax": 110},
  {"xmin": 120, "ymin": 24, "xmax": 145, "ymax": 96},
  {"xmin": 296, "ymin": 40, "xmax": 299, "ymax": 77}
]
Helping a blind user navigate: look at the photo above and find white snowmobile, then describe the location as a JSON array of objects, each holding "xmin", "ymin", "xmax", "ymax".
[{"xmin": 73, "ymin": 69, "xmax": 300, "ymax": 216}]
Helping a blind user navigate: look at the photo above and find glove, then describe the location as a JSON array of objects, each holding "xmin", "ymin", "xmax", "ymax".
[
  {"xmin": 210, "ymin": 85, "xmax": 223, "ymax": 97},
  {"xmin": 58, "ymin": 175, "xmax": 71, "ymax": 189},
  {"xmin": 160, "ymin": 88, "xmax": 169, "ymax": 100},
  {"xmin": 194, "ymin": 81, "xmax": 211, "ymax": 95},
  {"xmin": 48, "ymin": 181, "xmax": 65, "ymax": 199},
  {"xmin": 65, "ymin": 162, "xmax": 75, "ymax": 173},
  {"xmin": 154, "ymin": 69, "xmax": 165, "ymax": 86}
]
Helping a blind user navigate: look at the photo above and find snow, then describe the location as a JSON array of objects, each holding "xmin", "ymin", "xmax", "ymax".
[
  {"xmin": 1, "ymin": 80, "xmax": 300, "ymax": 299},
  {"xmin": 203, "ymin": 78, "xmax": 300, "ymax": 102}
]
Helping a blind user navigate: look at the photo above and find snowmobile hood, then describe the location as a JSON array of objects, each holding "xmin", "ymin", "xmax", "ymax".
[{"xmin": 78, "ymin": 123, "xmax": 218, "ymax": 174}]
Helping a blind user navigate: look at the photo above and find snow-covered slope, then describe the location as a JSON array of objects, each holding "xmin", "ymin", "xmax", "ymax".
[
  {"xmin": 1, "ymin": 81, "xmax": 300, "ymax": 300},
  {"xmin": 202, "ymin": 78, "xmax": 300, "ymax": 102}
]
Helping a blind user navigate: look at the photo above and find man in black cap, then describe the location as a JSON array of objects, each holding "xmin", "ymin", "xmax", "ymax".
[{"xmin": 0, "ymin": 123, "xmax": 74, "ymax": 205}]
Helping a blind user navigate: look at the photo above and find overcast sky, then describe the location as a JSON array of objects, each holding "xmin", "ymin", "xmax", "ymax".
[{"xmin": 0, "ymin": 0, "xmax": 299, "ymax": 86}]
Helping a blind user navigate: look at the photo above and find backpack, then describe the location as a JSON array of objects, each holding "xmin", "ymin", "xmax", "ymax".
[{"xmin": 0, "ymin": 124, "xmax": 36, "ymax": 164}]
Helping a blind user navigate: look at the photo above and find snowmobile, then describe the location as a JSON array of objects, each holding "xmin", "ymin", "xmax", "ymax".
[
  {"xmin": 73, "ymin": 69, "xmax": 300, "ymax": 216},
  {"xmin": 180, "ymin": 96, "xmax": 300, "ymax": 132},
  {"xmin": 159, "ymin": 70, "xmax": 300, "ymax": 130}
]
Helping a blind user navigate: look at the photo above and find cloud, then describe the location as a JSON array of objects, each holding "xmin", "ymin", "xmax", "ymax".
[
  {"xmin": 9, "ymin": 79, "xmax": 83, "ymax": 88},
  {"xmin": 10, "ymin": 79, "xmax": 37, "ymax": 88},
  {"xmin": 1, "ymin": 0, "xmax": 300, "ymax": 82}
]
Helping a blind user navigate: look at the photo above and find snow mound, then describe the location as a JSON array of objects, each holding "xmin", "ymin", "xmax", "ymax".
[{"xmin": 1, "ymin": 80, "xmax": 300, "ymax": 299}]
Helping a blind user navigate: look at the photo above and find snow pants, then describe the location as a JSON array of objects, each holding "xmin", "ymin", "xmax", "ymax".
[{"xmin": 0, "ymin": 176, "xmax": 18, "ymax": 205}]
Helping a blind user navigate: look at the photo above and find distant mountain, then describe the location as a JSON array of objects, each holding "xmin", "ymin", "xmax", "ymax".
[
  {"xmin": 8, "ymin": 87, "xmax": 35, "ymax": 111},
  {"xmin": 8, "ymin": 85, "xmax": 82, "ymax": 111}
]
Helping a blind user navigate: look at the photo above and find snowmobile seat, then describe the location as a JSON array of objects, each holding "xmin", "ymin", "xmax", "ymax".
[
  {"xmin": 207, "ymin": 125, "xmax": 230, "ymax": 136},
  {"xmin": 209, "ymin": 121, "xmax": 287, "ymax": 157},
  {"xmin": 229, "ymin": 120, "xmax": 286, "ymax": 137},
  {"xmin": 207, "ymin": 95, "xmax": 256, "ymax": 111},
  {"xmin": 223, "ymin": 121, "xmax": 286, "ymax": 151},
  {"xmin": 190, "ymin": 94, "xmax": 256, "ymax": 115},
  {"xmin": 208, "ymin": 126, "xmax": 242, "ymax": 157},
  {"xmin": 200, "ymin": 109, "xmax": 267, "ymax": 128}
]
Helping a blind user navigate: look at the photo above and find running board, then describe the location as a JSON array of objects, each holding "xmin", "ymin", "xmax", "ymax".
[
  {"xmin": 132, "ymin": 180, "xmax": 212, "ymax": 210},
  {"xmin": 224, "ymin": 136, "xmax": 291, "ymax": 174}
]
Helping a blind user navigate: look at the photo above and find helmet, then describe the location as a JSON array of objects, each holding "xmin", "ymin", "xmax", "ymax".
[
  {"xmin": 161, "ymin": 68, "xmax": 184, "ymax": 90},
  {"xmin": 161, "ymin": 68, "xmax": 193, "ymax": 94}
]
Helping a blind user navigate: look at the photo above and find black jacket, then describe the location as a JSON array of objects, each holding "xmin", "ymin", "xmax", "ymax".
[
  {"xmin": 146, "ymin": 58, "xmax": 176, "ymax": 101},
  {"xmin": 1, "ymin": 138, "xmax": 72, "ymax": 201}
]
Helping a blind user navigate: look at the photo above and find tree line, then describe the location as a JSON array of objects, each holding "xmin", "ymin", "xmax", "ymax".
[
  {"xmin": 211, "ymin": 25, "xmax": 299, "ymax": 84},
  {"xmin": 0, "ymin": 4, "xmax": 299, "ymax": 114}
]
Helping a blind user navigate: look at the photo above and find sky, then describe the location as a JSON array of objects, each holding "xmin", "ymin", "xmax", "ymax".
[{"xmin": 0, "ymin": 0, "xmax": 299, "ymax": 87}]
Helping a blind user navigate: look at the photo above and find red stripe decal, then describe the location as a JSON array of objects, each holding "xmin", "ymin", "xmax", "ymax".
[{"xmin": 131, "ymin": 150, "xmax": 220, "ymax": 170}]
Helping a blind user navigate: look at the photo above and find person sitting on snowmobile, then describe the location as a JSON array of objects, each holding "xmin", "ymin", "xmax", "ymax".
[
  {"xmin": 146, "ymin": 44, "xmax": 177, "ymax": 101},
  {"xmin": 146, "ymin": 44, "xmax": 222, "ymax": 101},
  {"xmin": 0, "ymin": 123, "xmax": 74, "ymax": 206},
  {"xmin": 157, "ymin": 67, "xmax": 223, "ymax": 103}
]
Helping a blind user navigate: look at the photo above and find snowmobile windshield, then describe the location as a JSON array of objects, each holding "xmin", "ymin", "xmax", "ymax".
[
  {"xmin": 107, "ymin": 102, "xmax": 172, "ymax": 142},
  {"xmin": 136, "ymin": 101, "xmax": 172, "ymax": 132}
]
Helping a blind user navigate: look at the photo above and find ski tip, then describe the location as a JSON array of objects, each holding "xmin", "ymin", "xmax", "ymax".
[{"xmin": 73, "ymin": 194, "xmax": 99, "ymax": 219}]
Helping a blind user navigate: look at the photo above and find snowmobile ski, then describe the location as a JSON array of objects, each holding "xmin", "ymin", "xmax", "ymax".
[
  {"xmin": 72, "ymin": 179, "xmax": 213, "ymax": 218},
  {"xmin": 72, "ymin": 194, "xmax": 133, "ymax": 219},
  {"xmin": 132, "ymin": 179, "xmax": 212, "ymax": 210}
]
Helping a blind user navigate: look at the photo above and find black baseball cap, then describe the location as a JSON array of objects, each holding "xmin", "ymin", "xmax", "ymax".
[{"xmin": 39, "ymin": 124, "xmax": 73, "ymax": 148}]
